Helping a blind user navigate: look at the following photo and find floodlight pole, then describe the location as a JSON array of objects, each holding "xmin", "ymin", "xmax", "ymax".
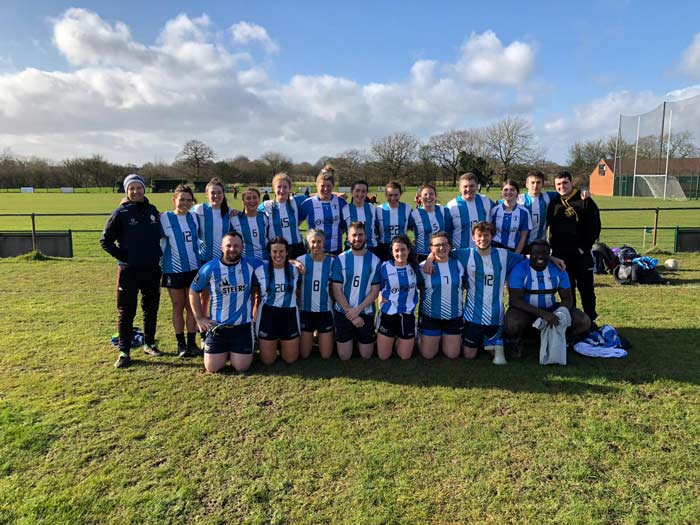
[{"xmin": 632, "ymin": 116, "xmax": 641, "ymax": 197}]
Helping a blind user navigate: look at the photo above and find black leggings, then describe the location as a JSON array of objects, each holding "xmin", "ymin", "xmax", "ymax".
[{"xmin": 116, "ymin": 266, "xmax": 161, "ymax": 352}]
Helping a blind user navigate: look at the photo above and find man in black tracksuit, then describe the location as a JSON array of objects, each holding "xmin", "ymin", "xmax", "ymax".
[
  {"xmin": 101, "ymin": 174, "xmax": 163, "ymax": 368},
  {"xmin": 546, "ymin": 171, "xmax": 601, "ymax": 322}
]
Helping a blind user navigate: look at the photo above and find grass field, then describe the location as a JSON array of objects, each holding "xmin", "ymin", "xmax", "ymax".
[{"xmin": 1, "ymin": 191, "xmax": 700, "ymax": 523}]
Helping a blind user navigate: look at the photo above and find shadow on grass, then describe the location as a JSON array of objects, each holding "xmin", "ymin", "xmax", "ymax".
[{"xmin": 242, "ymin": 327, "xmax": 700, "ymax": 393}]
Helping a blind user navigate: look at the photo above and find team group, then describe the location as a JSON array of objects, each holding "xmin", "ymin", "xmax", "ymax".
[{"xmin": 101, "ymin": 165, "xmax": 601, "ymax": 371}]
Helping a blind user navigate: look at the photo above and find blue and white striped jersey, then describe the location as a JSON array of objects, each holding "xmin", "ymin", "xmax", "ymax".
[
  {"xmin": 508, "ymin": 260, "xmax": 571, "ymax": 310},
  {"xmin": 260, "ymin": 195, "xmax": 306, "ymax": 245},
  {"xmin": 230, "ymin": 211, "xmax": 270, "ymax": 261},
  {"xmin": 445, "ymin": 195, "xmax": 493, "ymax": 249},
  {"xmin": 342, "ymin": 201, "xmax": 378, "ymax": 248},
  {"xmin": 408, "ymin": 205, "xmax": 446, "ymax": 255},
  {"xmin": 190, "ymin": 257, "xmax": 265, "ymax": 326},
  {"xmin": 453, "ymin": 248, "xmax": 524, "ymax": 326},
  {"xmin": 261, "ymin": 263, "xmax": 299, "ymax": 308},
  {"xmin": 296, "ymin": 254, "xmax": 334, "ymax": 312},
  {"xmin": 379, "ymin": 261, "xmax": 421, "ymax": 315},
  {"xmin": 330, "ymin": 250, "xmax": 381, "ymax": 315},
  {"xmin": 160, "ymin": 211, "xmax": 199, "ymax": 274},
  {"xmin": 193, "ymin": 203, "xmax": 231, "ymax": 263},
  {"xmin": 490, "ymin": 203, "xmax": 532, "ymax": 250},
  {"xmin": 517, "ymin": 191, "xmax": 557, "ymax": 244},
  {"xmin": 299, "ymin": 196, "xmax": 347, "ymax": 253},
  {"xmin": 418, "ymin": 259, "xmax": 465, "ymax": 320},
  {"xmin": 377, "ymin": 202, "xmax": 412, "ymax": 244}
]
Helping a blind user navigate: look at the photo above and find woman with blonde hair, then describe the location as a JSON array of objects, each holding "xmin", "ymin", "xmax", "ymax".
[
  {"xmin": 261, "ymin": 172, "xmax": 307, "ymax": 259},
  {"xmin": 299, "ymin": 164, "xmax": 347, "ymax": 255}
]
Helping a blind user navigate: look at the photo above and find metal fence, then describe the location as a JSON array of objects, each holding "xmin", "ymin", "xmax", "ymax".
[{"xmin": 2, "ymin": 206, "xmax": 699, "ymax": 257}]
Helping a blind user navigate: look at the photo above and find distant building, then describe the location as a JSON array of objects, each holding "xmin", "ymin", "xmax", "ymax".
[{"xmin": 589, "ymin": 158, "xmax": 699, "ymax": 199}]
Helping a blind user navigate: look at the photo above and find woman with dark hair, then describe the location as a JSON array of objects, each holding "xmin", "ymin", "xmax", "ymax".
[
  {"xmin": 377, "ymin": 235, "xmax": 421, "ymax": 360},
  {"xmin": 408, "ymin": 183, "xmax": 446, "ymax": 263},
  {"xmin": 193, "ymin": 178, "xmax": 231, "ymax": 263},
  {"xmin": 160, "ymin": 184, "xmax": 201, "ymax": 357},
  {"xmin": 490, "ymin": 179, "xmax": 532, "ymax": 254},
  {"xmin": 257, "ymin": 237, "xmax": 301, "ymax": 364},
  {"xmin": 101, "ymin": 174, "xmax": 163, "ymax": 368},
  {"xmin": 376, "ymin": 180, "xmax": 412, "ymax": 262}
]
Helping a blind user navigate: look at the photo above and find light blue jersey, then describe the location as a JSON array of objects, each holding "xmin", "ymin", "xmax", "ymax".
[
  {"xmin": 517, "ymin": 191, "xmax": 557, "ymax": 244},
  {"xmin": 193, "ymin": 203, "xmax": 231, "ymax": 263},
  {"xmin": 408, "ymin": 205, "xmax": 446, "ymax": 255},
  {"xmin": 261, "ymin": 263, "xmax": 299, "ymax": 308},
  {"xmin": 297, "ymin": 254, "xmax": 334, "ymax": 312},
  {"xmin": 508, "ymin": 260, "xmax": 571, "ymax": 310},
  {"xmin": 454, "ymin": 248, "xmax": 524, "ymax": 326},
  {"xmin": 380, "ymin": 261, "xmax": 421, "ymax": 315},
  {"xmin": 190, "ymin": 257, "xmax": 265, "ymax": 326},
  {"xmin": 160, "ymin": 211, "xmax": 200, "ymax": 274},
  {"xmin": 419, "ymin": 259, "xmax": 465, "ymax": 320},
  {"xmin": 342, "ymin": 201, "xmax": 378, "ymax": 248},
  {"xmin": 230, "ymin": 211, "xmax": 270, "ymax": 261},
  {"xmin": 490, "ymin": 203, "xmax": 532, "ymax": 250},
  {"xmin": 299, "ymin": 196, "xmax": 347, "ymax": 253},
  {"xmin": 330, "ymin": 250, "xmax": 381, "ymax": 315},
  {"xmin": 445, "ymin": 195, "xmax": 493, "ymax": 249},
  {"xmin": 261, "ymin": 195, "xmax": 305, "ymax": 245},
  {"xmin": 377, "ymin": 202, "xmax": 412, "ymax": 244}
]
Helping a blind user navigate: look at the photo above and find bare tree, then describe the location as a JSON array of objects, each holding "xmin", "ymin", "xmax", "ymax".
[
  {"xmin": 426, "ymin": 129, "xmax": 487, "ymax": 186},
  {"xmin": 484, "ymin": 116, "xmax": 537, "ymax": 178},
  {"xmin": 259, "ymin": 151, "xmax": 293, "ymax": 176},
  {"xmin": 370, "ymin": 132, "xmax": 420, "ymax": 181},
  {"xmin": 176, "ymin": 140, "xmax": 216, "ymax": 179}
]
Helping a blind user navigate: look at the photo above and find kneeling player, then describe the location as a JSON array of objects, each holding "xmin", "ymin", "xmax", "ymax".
[
  {"xmin": 189, "ymin": 232, "xmax": 266, "ymax": 373},
  {"xmin": 331, "ymin": 222, "xmax": 381, "ymax": 360},
  {"xmin": 377, "ymin": 235, "xmax": 420, "ymax": 360},
  {"xmin": 504, "ymin": 239, "xmax": 590, "ymax": 356},
  {"xmin": 257, "ymin": 237, "xmax": 301, "ymax": 365}
]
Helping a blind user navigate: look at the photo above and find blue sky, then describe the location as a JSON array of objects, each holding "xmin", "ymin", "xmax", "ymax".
[{"xmin": 1, "ymin": 1, "xmax": 699, "ymax": 164}]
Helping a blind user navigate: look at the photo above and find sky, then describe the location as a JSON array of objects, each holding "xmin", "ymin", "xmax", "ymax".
[{"xmin": 1, "ymin": 0, "xmax": 700, "ymax": 165}]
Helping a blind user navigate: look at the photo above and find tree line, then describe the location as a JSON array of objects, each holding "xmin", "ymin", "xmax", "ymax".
[{"xmin": 3, "ymin": 116, "xmax": 696, "ymax": 190}]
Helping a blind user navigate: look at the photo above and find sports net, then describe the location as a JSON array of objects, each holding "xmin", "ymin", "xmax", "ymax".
[{"xmin": 614, "ymin": 94, "xmax": 700, "ymax": 199}]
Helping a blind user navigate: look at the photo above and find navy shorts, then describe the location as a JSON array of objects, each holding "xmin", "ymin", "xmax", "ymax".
[
  {"xmin": 300, "ymin": 310, "xmax": 335, "ymax": 334},
  {"xmin": 418, "ymin": 315, "xmax": 463, "ymax": 336},
  {"xmin": 463, "ymin": 322, "xmax": 503, "ymax": 348},
  {"xmin": 257, "ymin": 304, "xmax": 300, "ymax": 341},
  {"xmin": 161, "ymin": 269, "xmax": 198, "ymax": 289},
  {"xmin": 377, "ymin": 312, "xmax": 416, "ymax": 340},
  {"xmin": 204, "ymin": 323, "xmax": 254, "ymax": 355},
  {"xmin": 333, "ymin": 310, "xmax": 376, "ymax": 344}
]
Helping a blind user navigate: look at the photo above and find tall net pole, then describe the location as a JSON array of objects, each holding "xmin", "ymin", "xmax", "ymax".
[{"xmin": 632, "ymin": 116, "xmax": 640, "ymax": 197}]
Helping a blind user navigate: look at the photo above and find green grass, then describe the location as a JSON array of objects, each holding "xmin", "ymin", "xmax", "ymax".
[{"xmin": 1, "ymin": 191, "xmax": 700, "ymax": 523}]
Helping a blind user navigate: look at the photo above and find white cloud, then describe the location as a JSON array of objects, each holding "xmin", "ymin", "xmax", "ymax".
[
  {"xmin": 230, "ymin": 21, "xmax": 279, "ymax": 54},
  {"xmin": 456, "ymin": 30, "xmax": 535, "ymax": 85},
  {"xmin": 680, "ymin": 33, "xmax": 700, "ymax": 78},
  {"xmin": 0, "ymin": 9, "xmax": 539, "ymax": 164}
]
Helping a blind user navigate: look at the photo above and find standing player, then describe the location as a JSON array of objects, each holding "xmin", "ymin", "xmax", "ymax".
[
  {"xmin": 342, "ymin": 179, "xmax": 379, "ymax": 257},
  {"xmin": 257, "ymin": 238, "xmax": 301, "ymax": 365},
  {"xmin": 101, "ymin": 174, "xmax": 163, "ymax": 368},
  {"xmin": 160, "ymin": 184, "xmax": 201, "ymax": 358},
  {"xmin": 490, "ymin": 179, "xmax": 532, "ymax": 254},
  {"xmin": 299, "ymin": 164, "xmax": 347, "ymax": 255},
  {"xmin": 417, "ymin": 231, "xmax": 466, "ymax": 359},
  {"xmin": 546, "ymin": 170, "xmax": 601, "ymax": 323},
  {"xmin": 193, "ymin": 178, "xmax": 231, "ymax": 263},
  {"xmin": 297, "ymin": 230, "xmax": 335, "ymax": 359},
  {"xmin": 376, "ymin": 181, "xmax": 412, "ymax": 262},
  {"xmin": 377, "ymin": 235, "xmax": 421, "ymax": 360},
  {"xmin": 230, "ymin": 187, "xmax": 270, "ymax": 261},
  {"xmin": 445, "ymin": 172, "xmax": 493, "ymax": 249},
  {"xmin": 408, "ymin": 183, "xmax": 446, "ymax": 262},
  {"xmin": 261, "ymin": 172, "xmax": 307, "ymax": 259},
  {"xmin": 517, "ymin": 171, "xmax": 558, "ymax": 248},
  {"xmin": 330, "ymin": 222, "xmax": 382, "ymax": 360},
  {"xmin": 189, "ymin": 232, "xmax": 266, "ymax": 373}
]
